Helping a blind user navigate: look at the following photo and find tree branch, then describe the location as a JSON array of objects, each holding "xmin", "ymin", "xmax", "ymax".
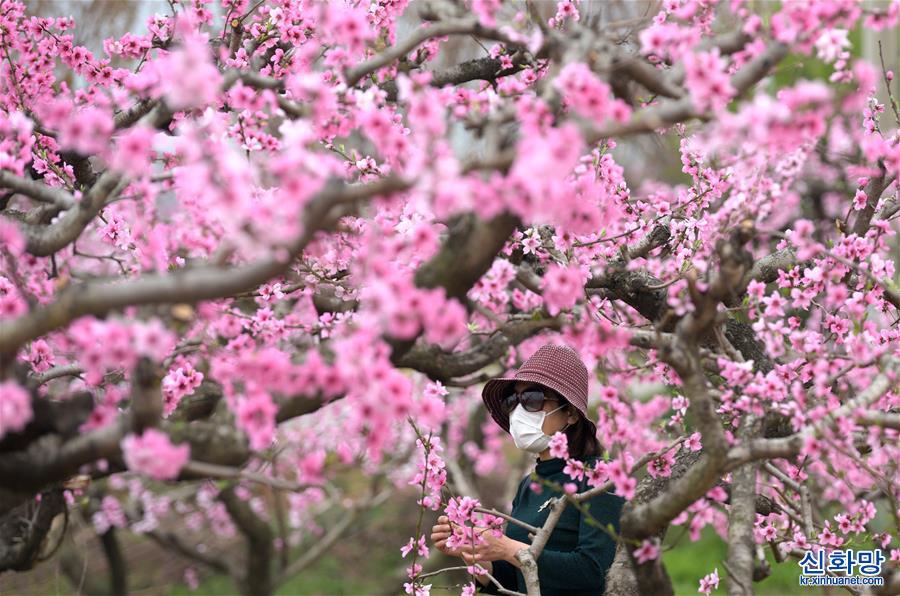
[
  {"xmin": 586, "ymin": 41, "xmax": 788, "ymax": 142},
  {"xmin": 21, "ymin": 170, "xmax": 123, "ymax": 256},
  {"xmin": 725, "ymin": 417, "xmax": 760, "ymax": 596},
  {"xmin": 0, "ymin": 171, "xmax": 75, "ymax": 209},
  {"xmin": 275, "ymin": 500, "xmax": 366, "ymax": 586},
  {"xmin": 219, "ymin": 486, "xmax": 273, "ymax": 596},
  {"xmin": 0, "ymin": 176, "xmax": 411, "ymax": 361},
  {"xmin": 346, "ymin": 17, "xmax": 491, "ymax": 87},
  {"xmin": 726, "ymin": 357, "xmax": 900, "ymax": 469},
  {"xmin": 147, "ymin": 529, "xmax": 232, "ymax": 575},
  {"xmin": 98, "ymin": 528, "xmax": 128, "ymax": 596}
]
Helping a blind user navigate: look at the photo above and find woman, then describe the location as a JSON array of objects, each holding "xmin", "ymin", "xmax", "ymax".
[{"xmin": 430, "ymin": 344, "xmax": 625, "ymax": 595}]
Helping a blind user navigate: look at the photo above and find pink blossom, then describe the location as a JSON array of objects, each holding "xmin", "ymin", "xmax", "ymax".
[
  {"xmin": 80, "ymin": 403, "xmax": 118, "ymax": 433},
  {"xmin": 120, "ymin": 429, "xmax": 190, "ymax": 480},
  {"xmin": 563, "ymin": 459, "xmax": 585, "ymax": 482},
  {"xmin": 815, "ymin": 29, "xmax": 850, "ymax": 64},
  {"xmin": 0, "ymin": 219, "xmax": 25, "ymax": 257},
  {"xmin": 92, "ymin": 495, "xmax": 127, "ymax": 534},
  {"xmin": 817, "ymin": 521, "xmax": 844, "ymax": 547},
  {"xmin": 411, "ymin": 436, "xmax": 446, "ymax": 511},
  {"xmin": 162, "ymin": 364, "xmax": 204, "ymax": 417},
  {"xmin": 549, "ymin": 432, "xmax": 569, "ymax": 459},
  {"xmin": 647, "ymin": 450, "xmax": 675, "ymax": 479},
  {"xmin": 554, "ymin": 62, "xmax": 631, "ymax": 124},
  {"xmin": 183, "ymin": 567, "xmax": 199, "ymax": 591},
  {"xmin": 420, "ymin": 290, "xmax": 468, "ymax": 349},
  {"xmin": 235, "ymin": 389, "xmax": 278, "ymax": 451},
  {"xmin": 27, "ymin": 339, "xmax": 55, "ymax": 373},
  {"xmin": 132, "ymin": 319, "xmax": 177, "ymax": 360},
  {"xmin": 154, "ymin": 34, "xmax": 222, "ymax": 110},
  {"xmin": 110, "ymin": 126, "xmax": 155, "ymax": 177},
  {"xmin": 59, "ymin": 107, "xmax": 113, "ymax": 155},
  {"xmin": 685, "ymin": 432, "xmax": 702, "ymax": 452},
  {"xmin": 0, "ymin": 381, "xmax": 32, "ymax": 440},
  {"xmin": 324, "ymin": 3, "xmax": 375, "ymax": 59},
  {"xmin": 298, "ymin": 450, "xmax": 326, "ymax": 484},
  {"xmin": 633, "ymin": 538, "xmax": 660, "ymax": 564},
  {"xmin": 585, "ymin": 461, "xmax": 609, "ymax": 488},
  {"xmin": 684, "ymin": 49, "xmax": 735, "ymax": 113},
  {"xmin": 403, "ymin": 581, "xmax": 432, "ymax": 596},
  {"xmin": 100, "ymin": 215, "xmax": 132, "ymax": 250},
  {"xmin": 552, "ymin": 1, "xmax": 580, "ymax": 26},
  {"xmin": 400, "ymin": 535, "xmax": 429, "ymax": 558},
  {"xmin": 640, "ymin": 22, "xmax": 700, "ymax": 62},
  {"xmin": 541, "ymin": 264, "xmax": 585, "ymax": 316},
  {"xmin": 607, "ymin": 459, "xmax": 636, "ymax": 499},
  {"xmin": 698, "ymin": 567, "xmax": 720, "ymax": 595}
]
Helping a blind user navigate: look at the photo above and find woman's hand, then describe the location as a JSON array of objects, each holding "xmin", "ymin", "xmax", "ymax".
[
  {"xmin": 458, "ymin": 531, "xmax": 530, "ymax": 569},
  {"xmin": 430, "ymin": 515, "xmax": 485, "ymax": 557},
  {"xmin": 430, "ymin": 515, "xmax": 529, "ymax": 569},
  {"xmin": 430, "ymin": 515, "xmax": 464, "ymax": 557}
]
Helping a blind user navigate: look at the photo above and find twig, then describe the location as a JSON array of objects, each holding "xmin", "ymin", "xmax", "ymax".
[
  {"xmin": 472, "ymin": 507, "xmax": 540, "ymax": 534},
  {"xmin": 180, "ymin": 461, "xmax": 313, "ymax": 492},
  {"xmin": 878, "ymin": 41, "xmax": 900, "ymax": 125}
]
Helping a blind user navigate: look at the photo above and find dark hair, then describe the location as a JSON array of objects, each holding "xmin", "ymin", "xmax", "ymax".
[{"xmin": 546, "ymin": 389, "xmax": 602, "ymax": 460}]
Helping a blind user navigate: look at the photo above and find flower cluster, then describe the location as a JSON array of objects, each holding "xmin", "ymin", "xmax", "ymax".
[
  {"xmin": 0, "ymin": 381, "xmax": 32, "ymax": 440},
  {"xmin": 120, "ymin": 429, "xmax": 190, "ymax": 480},
  {"xmin": 683, "ymin": 49, "xmax": 735, "ymax": 113},
  {"xmin": 409, "ymin": 435, "xmax": 447, "ymax": 511},
  {"xmin": 162, "ymin": 363, "xmax": 205, "ymax": 417},
  {"xmin": 554, "ymin": 62, "xmax": 631, "ymax": 124}
]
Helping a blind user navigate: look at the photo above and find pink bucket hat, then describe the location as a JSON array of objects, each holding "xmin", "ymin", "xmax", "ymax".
[{"xmin": 482, "ymin": 343, "xmax": 596, "ymax": 437}]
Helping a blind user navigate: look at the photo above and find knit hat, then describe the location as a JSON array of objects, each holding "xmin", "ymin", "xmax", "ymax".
[{"xmin": 482, "ymin": 343, "xmax": 596, "ymax": 437}]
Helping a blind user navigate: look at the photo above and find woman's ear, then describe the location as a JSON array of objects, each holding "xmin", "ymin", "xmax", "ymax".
[{"xmin": 567, "ymin": 408, "xmax": 578, "ymax": 425}]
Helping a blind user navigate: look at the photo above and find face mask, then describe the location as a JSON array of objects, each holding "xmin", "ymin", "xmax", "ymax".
[{"xmin": 508, "ymin": 403, "xmax": 569, "ymax": 453}]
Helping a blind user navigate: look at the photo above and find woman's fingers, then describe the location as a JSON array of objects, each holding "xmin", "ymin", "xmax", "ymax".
[
  {"xmin": 461, "ymin": 551, "xmax": 483, "ymax": 564},
  {"xmin": 430, "ymin": 524, "xmax": 451, "ymax": 541}
]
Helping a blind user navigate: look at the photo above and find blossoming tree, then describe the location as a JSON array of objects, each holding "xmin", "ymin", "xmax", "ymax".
[{"xmin": 1, "ymin": 0, "xmax": 899, "ymax": 594}]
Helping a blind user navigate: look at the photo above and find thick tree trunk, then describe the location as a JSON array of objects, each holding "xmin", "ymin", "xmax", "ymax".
[
  {"xmin": 725, "ymin": 418, "xmax": 761, "ymax": 596},
  {"xmin": 99, "ymin": 528, "xmax": 128, "ymax": 596}
]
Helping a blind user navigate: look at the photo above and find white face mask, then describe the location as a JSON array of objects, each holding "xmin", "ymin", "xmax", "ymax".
[{"xmin": 508, "ymin": 403, "xmax": 569, "ymax": 453}]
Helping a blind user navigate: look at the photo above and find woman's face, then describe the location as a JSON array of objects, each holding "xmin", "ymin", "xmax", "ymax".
[{"xmin": 513, "ymin": 381, "xmax": 579, "ymax": 436}]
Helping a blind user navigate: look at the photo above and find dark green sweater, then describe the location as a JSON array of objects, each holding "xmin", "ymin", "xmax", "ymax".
[{"xmin": 477, "ymin": 455, "xmax": 625, "ymax": 596}]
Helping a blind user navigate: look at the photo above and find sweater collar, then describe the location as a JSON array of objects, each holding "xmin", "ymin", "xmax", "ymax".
[{"xmin": 534, "ymin": 456, "xmax": 566, "ymax": 477}]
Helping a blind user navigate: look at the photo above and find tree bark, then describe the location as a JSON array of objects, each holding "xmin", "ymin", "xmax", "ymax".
[
  {"xmin": 725, "ymin": 417, "xmax": 761, "ymax": 596},
  {"xmin": 219, "ymin": 487, "xmax": 274, "ymax": 596},
  {"xmin": 99, "ymin": 528, "xmax": 128, "ymax": 596}
]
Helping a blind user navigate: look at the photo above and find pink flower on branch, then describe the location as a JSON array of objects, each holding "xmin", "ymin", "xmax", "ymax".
[
  {"xmin": 683, "ymin": 49, "xmax": 735, "ymax": 113},
  {"xmin": 541, "ymin": 264, "xmax": 586, "ymax": 316},
  {"xmin": 120, "ymin": 429, "xmax": 189, "ymax": 480},
  {"xmin": 235, "ymin": 388, "xmax": 278, "ymax": 451},
  {"xmin": 633, "ymin": 538, "xmax": 661, "ymax": 564},
  {"xmin": 698, "ymin": 567, "xmax": 720, "ymax": 595},
  {"xmin": 0, "ymin": 381, "xmax": 32, "ymax": 440},
  {"xmin": 549, "ymin": 432, "xmax": 569, "ymax": 459}
]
